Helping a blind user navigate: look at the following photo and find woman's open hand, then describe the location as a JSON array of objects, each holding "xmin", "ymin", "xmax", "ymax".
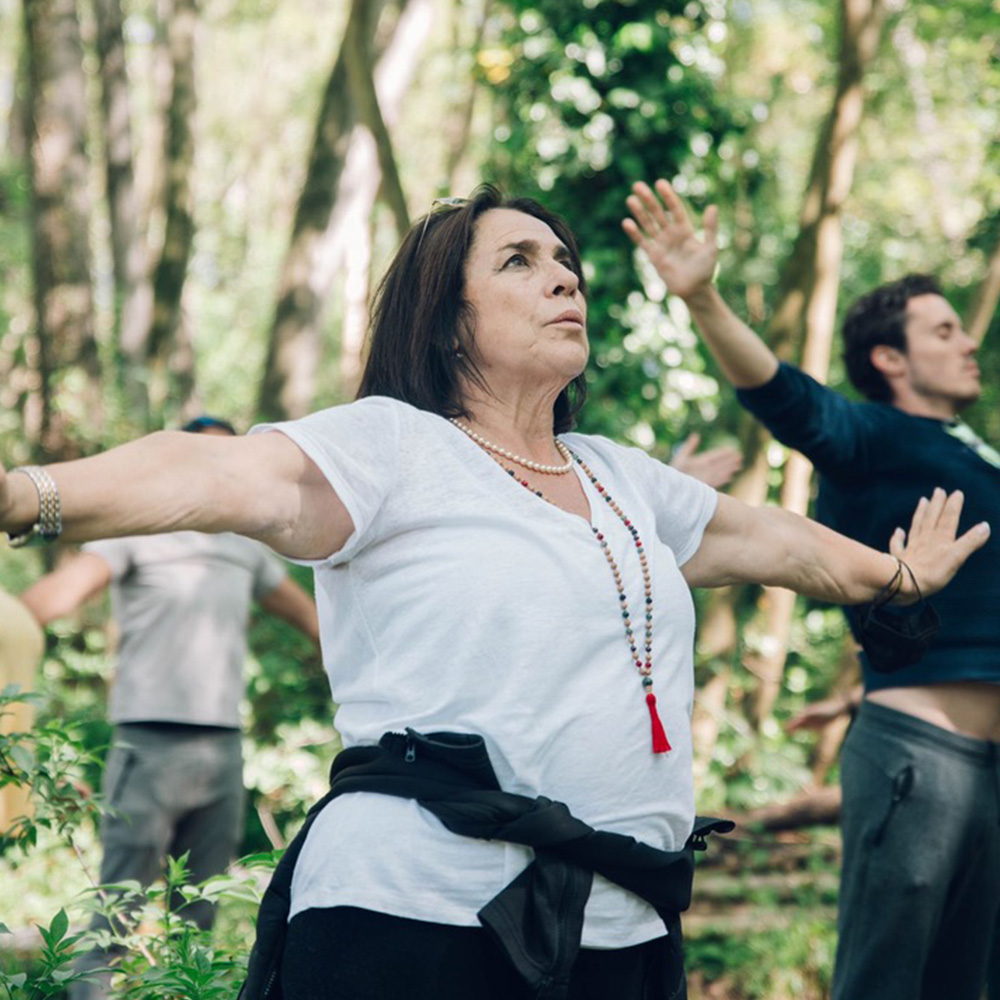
[
  {"xmin": 891, "ymin": 488, "xmax": 990, "ymax": 602},
  {"xmin": 623, "ymin": 179, "xmax": 718, "ymax": 300}
]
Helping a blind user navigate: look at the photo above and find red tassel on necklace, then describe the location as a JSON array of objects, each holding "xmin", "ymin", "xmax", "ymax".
[{"xmin": 646, "ymin": 693, "xmax": 671, "ymax": 753}]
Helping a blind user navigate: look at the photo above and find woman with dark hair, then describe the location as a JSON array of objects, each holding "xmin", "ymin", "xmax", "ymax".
[{"xmin": 0, "ymin": 185, "xmax": 988, "ymax": 1000}]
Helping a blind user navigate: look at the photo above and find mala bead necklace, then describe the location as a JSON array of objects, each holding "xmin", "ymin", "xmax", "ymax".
[
  {"xmin": 501, "ymin": 452, "xmax": 670, "ymax": 755},
  {"xmin": 451, "ymin": 419, "xmax": 574, "ymax": 475}
]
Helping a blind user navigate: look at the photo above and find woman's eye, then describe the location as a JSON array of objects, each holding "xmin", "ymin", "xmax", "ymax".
[{"xmin": 503, "ymin": 253, "xmax": 528, "ymax": 268}]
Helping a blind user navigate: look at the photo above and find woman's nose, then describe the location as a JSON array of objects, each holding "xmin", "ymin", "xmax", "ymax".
[{"xmin": 550, "ymin": 262, "xmax": 580, "ymax": 296}]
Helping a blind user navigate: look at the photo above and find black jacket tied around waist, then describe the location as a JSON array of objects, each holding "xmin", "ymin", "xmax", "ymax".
[{"xmin": 239, "ymin": 729, "xmax": 733, "ymax": 1000}]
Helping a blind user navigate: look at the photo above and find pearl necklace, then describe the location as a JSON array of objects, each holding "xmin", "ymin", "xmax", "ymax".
[
  {"xmin": 450, "ymin": 419, "xmax": 574, "ymax": 474},
  {"xmin": 502, "ymin": 453, "xmax": 670, "ymax": 755}
]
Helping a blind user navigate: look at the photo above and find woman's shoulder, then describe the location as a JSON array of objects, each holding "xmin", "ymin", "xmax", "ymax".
[
  {"xmin": 562, "ymin": 430, "xmax": 661, "ymax": 472},
  {"xmin": 313, "ymin": 395, "xmax": 449, "ymax": 428},
  {"xmin": 564, "ymin": 430, "xmax": 716, "ymax": 504},
  {"xmin": 287, "ymin": 396, "xmax": 453, "ymax": 447}
]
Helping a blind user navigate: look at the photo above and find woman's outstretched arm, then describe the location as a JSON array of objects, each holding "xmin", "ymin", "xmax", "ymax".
[
  {"xmin": 682, "ymin": 488, "xmax": 990, "ymax": 605},
  {"xmin": 0, "ymin": 430, "xmax": 351, "ymax": 560}
]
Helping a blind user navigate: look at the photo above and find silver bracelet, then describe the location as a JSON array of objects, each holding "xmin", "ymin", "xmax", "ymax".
[{"xmin": 6, "ymin": 466, "xmax": 62, "ymax": 548}]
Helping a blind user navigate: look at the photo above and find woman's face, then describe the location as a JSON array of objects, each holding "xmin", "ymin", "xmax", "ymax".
[{"xmin": 461, "ymin": 208, "xmax": 588, "ymax": 398}]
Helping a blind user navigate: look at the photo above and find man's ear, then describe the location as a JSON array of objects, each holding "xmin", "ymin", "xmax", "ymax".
[{"xmin": 870, "ymin": 345, "xmax": 906, "ymax": 378}]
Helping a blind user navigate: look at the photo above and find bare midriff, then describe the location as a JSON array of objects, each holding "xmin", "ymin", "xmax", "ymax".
[{"xmin": 867, "ymin": 681, "xmax": 1000, "ymax": 742}]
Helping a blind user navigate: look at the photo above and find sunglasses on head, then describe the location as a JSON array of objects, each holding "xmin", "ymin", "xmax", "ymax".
[{"xmin": 415, "ymin": 196, "xmax": 470, "ymax": 252}]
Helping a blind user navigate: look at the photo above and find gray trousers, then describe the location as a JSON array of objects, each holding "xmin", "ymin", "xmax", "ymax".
[
  {"xmin": 69, "ymin": 723, "xmax": 244, "ymax": 1000},
  {"xmin": 833, "ymin": 701, "xmax": 1000, "ymax": 1000}
]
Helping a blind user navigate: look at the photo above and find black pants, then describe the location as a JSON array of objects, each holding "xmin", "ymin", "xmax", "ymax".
[
  {"xmin": 834, "ymin": 701, "xmax": 1000, "ymax": 1000},
  {"xmin": 281, "ymin": 906, "xmax": 683, "ymax": 1000}
]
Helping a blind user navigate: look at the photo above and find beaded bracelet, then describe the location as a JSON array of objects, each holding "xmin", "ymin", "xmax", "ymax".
[{"xmin": 6, "ymin": 466, "xmax": 62, "ymax": 548}]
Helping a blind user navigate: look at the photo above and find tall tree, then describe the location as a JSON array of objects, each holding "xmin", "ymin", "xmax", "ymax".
[
  {"xmin": 257, "ymin": 0, "xmax": 388, "ymax": 422},
  {"xmin": 22, "ymin": 0, "xmax": 102, "ymax": 458},
  {"xmin": 147, "ymin": 0, "xmax": 199, "ymax": 420},
  {"xmin": 337, "ymin": 0, "xmax": 434, "ymax": 397},
  {"xmin": 745, "ymin": 0, "xmax": 889, "ymax": 725},
  {"xmin": 92, "ymin": 0, "xmax": 154, "ymax": 424},
  {"xmin": 442, "ymin": 0, "xmax": 491, "ymax": 189},
  {"xmin": 343, "ymin": 0, "xmax": 409, "ymax": 240},
  {"xmin": 965, "ymin": 224, "xmax": 1000, "ymax": 347}
]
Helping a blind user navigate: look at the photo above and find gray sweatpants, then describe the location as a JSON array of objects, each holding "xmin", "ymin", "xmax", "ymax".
[
  {"xmin": 69, "ymin": 723, "xmax": 244, "ymax": 1000},
  {"xmin": 833, "ymin": 700, "xmax": 1000, "ymax": 1000}
]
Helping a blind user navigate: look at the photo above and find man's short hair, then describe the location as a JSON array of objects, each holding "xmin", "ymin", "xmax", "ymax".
[
  {"xmin": 842, "ymin": 274, "xmax": 943, "ymax": 402},
  {"xmin": 181, "ymin": 415, "xmax": 237, "ymax": 435}
]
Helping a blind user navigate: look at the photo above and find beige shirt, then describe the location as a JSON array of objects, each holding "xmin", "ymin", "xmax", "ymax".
[{"xmin": 0, "ymin": 582, "xmax": 44, "ymax": 831}]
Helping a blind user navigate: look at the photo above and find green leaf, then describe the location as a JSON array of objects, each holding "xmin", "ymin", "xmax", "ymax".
[
  {"xmin": 8, "ymin": 744, "xmax": 35, "ymax": 773},
  {"xmin": 49, "ymin": 907, "xmax": 70, "ymax": 942}
]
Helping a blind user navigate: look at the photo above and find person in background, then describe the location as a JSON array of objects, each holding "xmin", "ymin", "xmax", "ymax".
[
  {"xmin": 622, "ymin": 177, "xmax": 1000, "ymax": 1000},
  {"xmin": 17, "ymin": 415, "xmax": 320, "ymax": 1000},
  {"xmin": 0, "ymin": 189, "xmax": 987, "ymax": 1000},
  {"xmin": 0, "ymin": 575, "xmax": 45, "ymax": 833}
]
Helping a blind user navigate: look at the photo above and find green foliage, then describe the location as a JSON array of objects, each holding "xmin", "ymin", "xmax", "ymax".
[
  {"xmin": 0, "ymin": 908, "xmax": 94, "ymax": 1000},
  {"xmin": 2, "ymin": 0, "xmax": 1000, "ymax": 993},
  {"xmin": 0, "ymin": 702, "xmax": 273, "ymax": 999},
  {"xmin": 0, "ymin": 690, "xmax": 103, "ymax": 857},
  {"xmin": 488, "ymin": 0, "xmax": 757, "ymax": 446},
  {"xmin": 688, "ymin": 920, "xmax": 835, "ymax": 998}
]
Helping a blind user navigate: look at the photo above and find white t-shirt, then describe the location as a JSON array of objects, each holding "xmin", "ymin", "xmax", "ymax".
[{"xmin": 254, "ymin": 397, "xmax": 717, "ymax": 948}]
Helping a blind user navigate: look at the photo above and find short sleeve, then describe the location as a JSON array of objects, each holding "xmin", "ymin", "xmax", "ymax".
[
  {"xmin": 82, "ymin": 538, "xmax": 133, "ymax": 579},
  {"xmin": 250, "ymin": 396, "xmax": 405, "ymax": 564},
  {"xmin": 571, "ymin": 435, "xmax": 718, "ymax": 567},
  {"xmin": 641, "ymin": 461, "xmax": 719, "ymax": 567}
]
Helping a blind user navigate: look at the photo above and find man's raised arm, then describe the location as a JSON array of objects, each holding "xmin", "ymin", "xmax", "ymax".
[{"xmin": 623, "ymin": 178, "xmax": 778, "ymax": 390}]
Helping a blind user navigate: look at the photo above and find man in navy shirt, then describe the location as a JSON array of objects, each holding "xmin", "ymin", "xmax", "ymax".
[{"xmin": 623, "ymin": 178, "xmax": 1000, "ymax": 1000}]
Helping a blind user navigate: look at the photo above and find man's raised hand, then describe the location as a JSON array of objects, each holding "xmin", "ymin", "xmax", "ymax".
[{"xmin": 623, "ymin": 179, "xmax": 718, "ymax": 301}]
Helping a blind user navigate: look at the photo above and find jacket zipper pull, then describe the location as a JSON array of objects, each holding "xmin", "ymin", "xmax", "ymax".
[{"xmin": 404, "ymin": 736, "xmax": 416, "ymax": 763}]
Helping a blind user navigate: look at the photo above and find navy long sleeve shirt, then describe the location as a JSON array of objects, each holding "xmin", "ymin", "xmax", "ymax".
[{"xmin": 737, "ymin": 363, "xmax": 1000, "ymax": 691}]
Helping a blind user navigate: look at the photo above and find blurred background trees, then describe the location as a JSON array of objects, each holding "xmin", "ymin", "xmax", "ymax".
[{"xmin": 1, "ymin": 0, "xmax": 999, "ymax": 993}]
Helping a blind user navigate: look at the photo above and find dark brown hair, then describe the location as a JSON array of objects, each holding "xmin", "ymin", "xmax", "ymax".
[
  {"xmin": 357, "ymin": 185, "xmax": 588, "ymax": 433},
  {"xmin": 842, "ymin": 273, "xmax": 943, "ymax": 402}
]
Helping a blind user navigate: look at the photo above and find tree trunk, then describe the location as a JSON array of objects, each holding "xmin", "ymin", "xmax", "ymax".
[
  {"xmin": 734, "ymin": 785, "xmax": 843, "ymax": 832},
  {"xmin": 807, "ymin": 636, "xmax": 860, "ymax": 786},
  {"xmin": 890, "ymin": 17, "xmax": 964, "ymax": 247},
  {"xmin": 689, "ymin": 419, "xmax": 772, "ymax": 770},
  {"xmin": 965, "ymin": 228, "xmax": 1000, "ymax": 346},
  {"xmin": 146, "ymin": 0, "xmax": 198, "ymax": 421},
  {"xmin": 92, "ymin": 0, "xmax": 154, "ymax": 425},
  {"xmin": 745, "ymin": 0, "xmax": 887, "ymax": 726},
  {"xmin": 339, "ymin": 175, "xmax": 375, "ymax": 398},
  {"xmin": 332, "ymin": 0, "xmax": 433, "ymax": 396},
  {"xmin": 6, "ymin": 43, "xmax": 29, "ymax": 162},
  {"xmin": 256, "ymin": 1, "xmax": 386, "ymax": 422},
  {"xmin": 343, "ymin": 0, "xmax": 409, "ymax": 239},
  {"xmin": 22, "ymin": 0, "xmax": 102, "ymax": 458},
  {"xmin": 443, "ymin": 0, "xmax": 491, "ymax": 188},
  {"xmin": 258, "ymin": 0, "xmax": 432, "ymax": 421},
  {"xmin": 134, "ymin": 0, "xmax": 172, "ymax": 255}
]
